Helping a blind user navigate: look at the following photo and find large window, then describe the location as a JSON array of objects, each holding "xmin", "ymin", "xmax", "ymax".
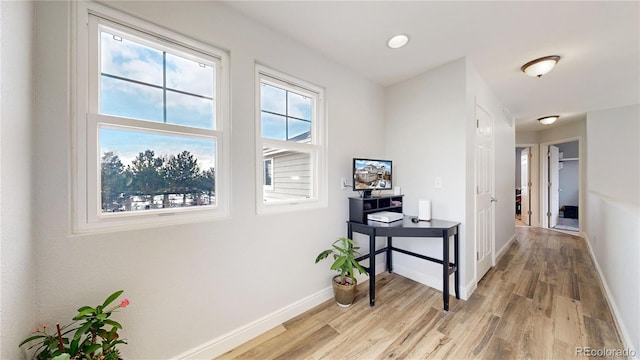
[
  {"xmin": 256, "ymin": 65, "xmax": 327, "ymax": 214},
  {"xmin": 74, "ymin": 3, "xmax": 229, "ymax": 232}
]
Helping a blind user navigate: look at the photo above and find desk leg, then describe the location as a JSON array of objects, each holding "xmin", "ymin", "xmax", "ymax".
[
  {"xmin": 443, "ymin": 229, "xmax": 450, "ymax": 311},
  {"xmin": 454, "ymin": 229, "xmax": 460, "ymax": 300},
  {"xmin": 369, "ymin": 233, "xmax": 376, "ymax": 307},
  {"xmin": 387, "ymin": 237, "xmax": 393, "ymax": 273}
]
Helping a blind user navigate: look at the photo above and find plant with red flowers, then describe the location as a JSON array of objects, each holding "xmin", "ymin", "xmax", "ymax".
[{"xmin": 19, "ymin": 290, "xmax": 130, "ymax": 360}]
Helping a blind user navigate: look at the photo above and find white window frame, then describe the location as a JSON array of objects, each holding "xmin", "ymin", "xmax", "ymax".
[
  {"xmin": 255, "ymin": 64, "xmax": 327, "ymax": 215},
  {"xmin": 73, "ymin": 2, "xmax": 230, "ymax": 234}
]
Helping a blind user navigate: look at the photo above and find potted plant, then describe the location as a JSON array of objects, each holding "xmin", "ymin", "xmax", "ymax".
[
  {"xmin": 315, "ymin": 237, "xmax": 368, "ymax": 307},
  {"xmin": 19, "ymin": 290, "xmax": 129, "ymax": 360}
]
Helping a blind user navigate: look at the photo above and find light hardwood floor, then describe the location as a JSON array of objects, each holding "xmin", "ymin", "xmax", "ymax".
[{"xmin": 217, "ymin": 227, "xmax": 623, "ymax": 359}]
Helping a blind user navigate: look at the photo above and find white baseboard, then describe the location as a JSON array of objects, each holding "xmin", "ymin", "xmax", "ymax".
[
  {"xmin": 465, "ymin": 279, "xmax": 477, "ymax": 298},
  {"xmin": 582, "ymin": 233, "xmax": 637, "ymax": 358},
  {"xmin": 173, "ymin": 258, "xmax": 387, "ymax": 360},
  {"xmin": 495, "ymin": 233, "xmax": 516, "ymax": 263},
  {"xmin": 171, "ymin": 287, "xmax": 334, "ymax": 360}
]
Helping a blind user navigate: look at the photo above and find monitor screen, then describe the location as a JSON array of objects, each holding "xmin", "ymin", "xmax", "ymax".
[{"xmin": 353, "ymin": 158, "xmax": 392, "ymax": 191}]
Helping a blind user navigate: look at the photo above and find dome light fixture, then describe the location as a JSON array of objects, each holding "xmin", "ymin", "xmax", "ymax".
[
  {"xmin": 387, "ymin": 34, "xmax": 409, "ymax": 49},
  {"xmin": 538, "ymin": 115, "xmax": 559, "ymax": 125},
  {"xmin": 521, "ymin": 55, "xmax": 561, "ymax": 78}
]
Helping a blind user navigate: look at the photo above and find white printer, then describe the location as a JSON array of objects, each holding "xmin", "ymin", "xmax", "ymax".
[{"xmin": 367, "ymin": 211, "xmax": 403, "ymax": 223}]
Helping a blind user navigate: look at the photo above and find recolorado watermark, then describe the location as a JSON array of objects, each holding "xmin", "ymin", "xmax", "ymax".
[{"xmin": 575, "ymin": 347, "xmax": 636, "ymax": 357}]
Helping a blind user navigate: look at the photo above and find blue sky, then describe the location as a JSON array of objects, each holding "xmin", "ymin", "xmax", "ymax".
[
  {"xmin": 260, "ymin": 83, "xmax": 312, "ymax": 141},
  {"xmin": 99, "ymin": 29, "xmax": 215, "ymax": 170}
]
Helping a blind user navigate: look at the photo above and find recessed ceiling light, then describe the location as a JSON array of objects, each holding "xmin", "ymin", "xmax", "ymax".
[
  {"xmin": 538, "ymin": 115, "xmax": 559, "ymax": 125},
  {"xmin": 387, "ymin": 34, "xmax": 409, "ymax": 49},
  {"xmin": 521, "ymin": 55, "xmax": 561, "ymax": 78}
]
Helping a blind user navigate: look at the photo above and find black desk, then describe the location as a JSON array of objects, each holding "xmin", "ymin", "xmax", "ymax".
[{"xmin": 348, "ymin": 216, "xmax": 461, "ymax": 311}]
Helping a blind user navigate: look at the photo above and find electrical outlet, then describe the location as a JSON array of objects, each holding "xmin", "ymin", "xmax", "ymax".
[{"xmin": 435, "ymin": 177, "xmax": 443, "ymax": 189}]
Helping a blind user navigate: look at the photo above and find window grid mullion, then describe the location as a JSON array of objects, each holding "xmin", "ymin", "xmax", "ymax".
[
  {"xmin": 260, "ymin": 109, "xmax": 310, "ymax": 124},
  {"xmin": 285, "ymin": 90, "xmax": 289, "ymax": 141},
  {"xmin": 100, "ymin": 73, "xmax": 214, "ymax": 101},
  {"xmin": 163, "ymin": 51, "xmax": 167, "ymax": 123}
]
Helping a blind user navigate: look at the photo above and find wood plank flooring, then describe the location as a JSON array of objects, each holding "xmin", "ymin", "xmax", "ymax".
[{"xmin": 217, "ymin": 227, "xmax": 624, "ymax": 359}]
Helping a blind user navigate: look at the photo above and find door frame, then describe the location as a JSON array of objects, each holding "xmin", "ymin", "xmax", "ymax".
[
  {"xmin": 516, "ymin": 143, "xmax": 539, "ymax": 226},
  {"xmin": 539, "ymin": 136, "xmax": 582, "ymax": 232}
]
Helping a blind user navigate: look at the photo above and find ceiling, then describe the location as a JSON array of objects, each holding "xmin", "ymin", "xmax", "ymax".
[{"xmin": 223, "ymin": 1, "xmax": 639, "ymax": 132}]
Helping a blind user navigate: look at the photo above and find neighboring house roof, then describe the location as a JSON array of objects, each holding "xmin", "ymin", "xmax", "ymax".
[{"xmin": 289, "ymin": 131, "xmax": 310, "ymax": 142}]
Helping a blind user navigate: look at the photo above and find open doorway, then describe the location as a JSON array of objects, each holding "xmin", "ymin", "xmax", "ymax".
[
  {"xmin": 515, "ymin": 144, "xmax": 538, "ymax": 227},
  {"xmin": 515, "ymin": 147, "xmax": 530, "ymax": 226},
  {"xmin": 542, "ymin": 140, "xmax": 580, "ymax": 232}
]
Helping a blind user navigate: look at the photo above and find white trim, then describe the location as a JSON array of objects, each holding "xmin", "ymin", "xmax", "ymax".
[
  {"xmin": 582, "ymin": 233, "xmax": 637, "ymax": 358},
  {"xmin": 495, "ymin": 233, "xmax": 516, "ymax": 262},
  {"xmin": 466, "ymin": 280, "xmax": 478, "ymax": 298},
  {"xmin": 171, "ymin": 287, "xmax": 334, "ymax": 360}
]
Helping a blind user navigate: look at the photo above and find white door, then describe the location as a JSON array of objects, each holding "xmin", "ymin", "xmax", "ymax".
[
  {"xmin": 476, "ymin": 104, "xmax": 494, "ymax": 280},
  {"xmin": 520, "ymin": 147, "xmax": 531, "ymax": 225},
  {"xmin": 549, "ymin": 145, "xmax": 560, "ymax": 228}
]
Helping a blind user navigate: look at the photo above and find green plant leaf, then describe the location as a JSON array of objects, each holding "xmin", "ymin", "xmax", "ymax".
[
  {"xmin": 73, "ymin": 307, "xmax": 95, "ymax": 320},
  {"xmin": 315, "ymin": 249, "xmax": 332, "ymax": 263},
  {"xmin": 84, "ymin": 343, "xmax": 101, "ymax": 354},
  {"xmin": 102, "ymin": 290, "xmax": 124, "ymax": 308},
  {"xmin": 52, "ymin": 354, "xmax": 71, "ymax": 360},
  {"xmin": 73, "ymin": 321, "xmax": 92, "ymax": 340},
  {"xmin": 69, "ymin": 338, "xmax": 79, "ymax": 355},
  {"xmin": 332, "ymin": 244, "xmax": 346, "ymax": 253},
  {"xmin": 76, "ymin": 305, "xmax": 93, "ymax": 313},
  {"xmin": 97, "ymin": 313, "xmax": 107, "ymax": 320},
  {"xmin": 330, "ymin": 256, "xmax": 346, "ymax": 270},
  {"xmin": 18, "ymin": 334, "xmax": 46, "ymax": 347},
  {"xmin": 103, "ymin": 319, "xmax": 122, "ymax": 329}
]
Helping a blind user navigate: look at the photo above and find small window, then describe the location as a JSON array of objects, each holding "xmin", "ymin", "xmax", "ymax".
[
  {"xmin": 74, "ymin": 3, "xmax": 229, "ymax": 232},
  {"xmin": 263, "ymin": 158, "xmax": 274, "ymax": 190},
  {"xmin": 256, "ymin": 65, "xmax": 327, "ymax": 214}
]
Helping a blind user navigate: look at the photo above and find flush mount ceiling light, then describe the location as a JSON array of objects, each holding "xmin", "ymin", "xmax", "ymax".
[
  {"xmin": 387, "ymin": 34, "xmax": 409, "ymax": 49},
  {"xmin": 538, "ymin": 115, "xmax": 559, "ymax": 125},
  {"xmin": 521, "ymin": 55, "xmax": 561, "ymax": 77}
]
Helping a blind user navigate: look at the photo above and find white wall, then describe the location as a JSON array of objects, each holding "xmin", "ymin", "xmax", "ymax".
[
  {"xmin": 0, "ymin": 1, "xmax": 35, "ymax": 358},
  {"xmin": 383, "ymin": 58, "xmax": 514, "ymax": 297},
  {"xmin": 516, "ymin": 130, "xmax": 539, "ymax": 145},
  {"xmin": 384, "ymin": 59, "xmax": 468, "ymax": 293},
  {"xmin": 585, "ymin": 104, "xmax": 639, "ymax": 353},
  {"xmin": 33, "ymin": 1, "xmax": 384, "ymax": 358},
  {"xmin": 559, "ymin": 160, "xmax": 579, "ymax": 207}
]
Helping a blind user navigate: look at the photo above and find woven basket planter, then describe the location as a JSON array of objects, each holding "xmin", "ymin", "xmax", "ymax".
[{"xmin": 332, "ymin": 275, "xmax": 358, "ymax": 307}]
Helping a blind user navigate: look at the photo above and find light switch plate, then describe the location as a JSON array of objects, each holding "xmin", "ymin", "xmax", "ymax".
[{"xmin": 435, "ymin": 177, "xmax": 443, "ymax": 189}]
